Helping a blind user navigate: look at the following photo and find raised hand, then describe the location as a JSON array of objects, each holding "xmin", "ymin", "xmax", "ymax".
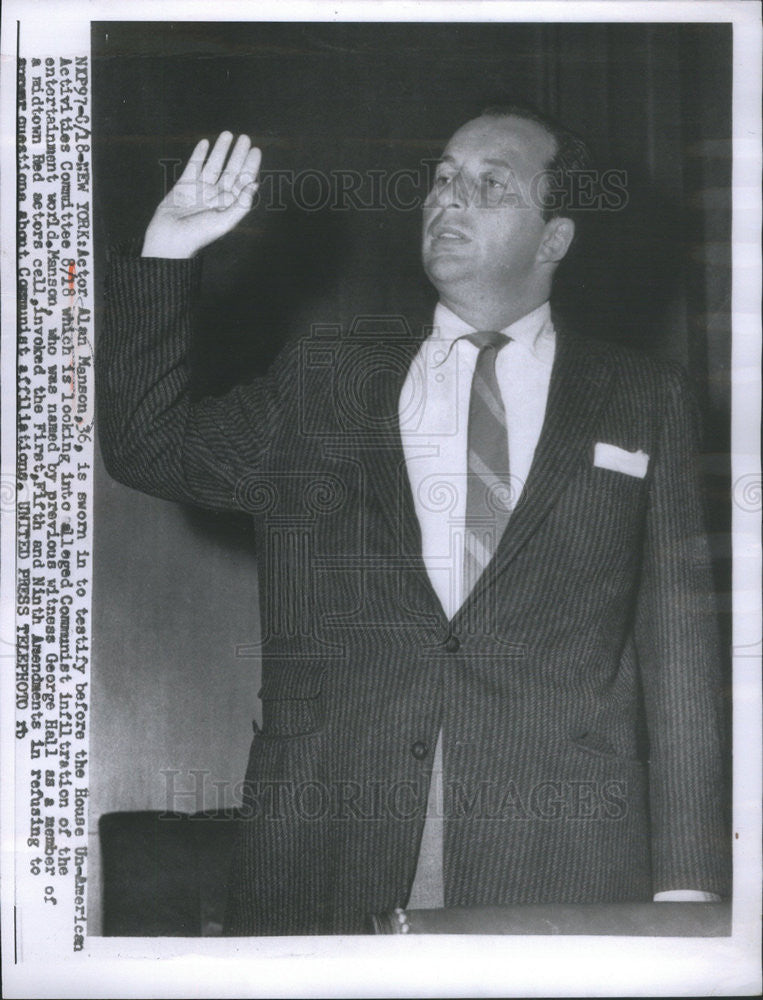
[{"xmin": 141, "ymin": 132, "xmax": 262, "ymax": 259}]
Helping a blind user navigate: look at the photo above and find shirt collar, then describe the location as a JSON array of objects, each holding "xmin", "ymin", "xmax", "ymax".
[{"xmin": 431, "ymin": 299, "xmax": 555, "ymax": 364}]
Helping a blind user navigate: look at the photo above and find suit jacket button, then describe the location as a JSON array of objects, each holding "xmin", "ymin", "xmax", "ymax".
[
  {"xmin": 411, "ymin": 741, "xmax": 428, "ymax": 760},
  {"xmin": 444, "ymin": 634, "xmax": 460, "ymax": 653}
]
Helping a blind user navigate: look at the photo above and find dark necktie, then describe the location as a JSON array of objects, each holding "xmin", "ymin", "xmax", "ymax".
[{"xmin": 463, "ymin": 330, "xmax": 512, "ymax": 599}]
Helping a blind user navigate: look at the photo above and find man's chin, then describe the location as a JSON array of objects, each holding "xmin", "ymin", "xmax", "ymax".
[{"xmin": 422, "ymin": 253, "xmax": 474, "ymax": 290}]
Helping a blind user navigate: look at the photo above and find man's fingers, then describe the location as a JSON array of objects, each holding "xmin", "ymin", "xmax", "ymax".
[
  {"xmin": 200, "ymin": 131, "xmax": 235, "ymax": 185},
  {"xmin": 229, "ymin": 177, "xmax": 258, "ymax": 207},
  {"xmin": 219, "ymin": 134, "xmax": 252, "ymax": 191},
  {"xmin": 244, "ymin": 145, "xmax": 262, "ymax": 182},
  {"xmin": 229, "ymin": 147, "xmax": 262, "ymax": 199},
  {"xmin": 221, "ymin": 184, "xmax": 258, "ymax": 227},
  {"xmin": 236, "ymin": 178, "xmax": 259, "ymax": 211},
  {"xmin": 216, "ymin": 176, "xmax": 259, "ymax": 214},
  {"xmin": 177, "ymin": 138, "xmax": 210, "ymax": 183},
  {"xmin": 174, "ymin": 134, "xmax": 258, "ymax": 206}
]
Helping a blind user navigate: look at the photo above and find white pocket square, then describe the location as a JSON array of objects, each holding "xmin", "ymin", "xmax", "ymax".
[{"xmin": 593, "ymin": 443, "xmax": 649, "ymax": 478}]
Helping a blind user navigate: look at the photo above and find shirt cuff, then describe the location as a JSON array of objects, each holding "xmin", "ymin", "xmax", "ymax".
[{"xmin": 653, "ymin": 890, "xmax": 722, "ymax": 902}]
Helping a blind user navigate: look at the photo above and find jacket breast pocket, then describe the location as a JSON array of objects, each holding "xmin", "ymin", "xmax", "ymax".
[
  {"xmin": 589, "ymin": 463, "xmax": 649, "ymax": 496},
  {"xmin": 257, "ymin": 664, "xmax": 327, "ymax": 739}
]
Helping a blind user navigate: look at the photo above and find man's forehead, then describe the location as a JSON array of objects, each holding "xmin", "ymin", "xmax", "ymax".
[{"xmin": 442, "ymin": 115, "xmax": 556, "ymax": 167}]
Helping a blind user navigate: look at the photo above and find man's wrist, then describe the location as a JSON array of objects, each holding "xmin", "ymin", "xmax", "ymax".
[{"xmin": 141, "ymin": 237, "xmax": 197, "ymax": 260}]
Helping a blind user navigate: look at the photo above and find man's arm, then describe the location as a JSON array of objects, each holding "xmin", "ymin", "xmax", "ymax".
[
  {"xmin": 97, "ymin": 133, "xmax": 292, "ymax": 511},
  {"xmin": 635, "ymin": 364, "xmax": 730, "ymax": 898}
]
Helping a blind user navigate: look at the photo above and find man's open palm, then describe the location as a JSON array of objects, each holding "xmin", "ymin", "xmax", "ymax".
[{"xmin": 142, "ymin": 132, "xmax": 261, "ymax": 259}]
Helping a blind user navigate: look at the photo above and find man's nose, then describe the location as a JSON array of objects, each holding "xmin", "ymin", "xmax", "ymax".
[{"xmin": 441, "ymin": 172, "xmax": 466, "ymax": 209}]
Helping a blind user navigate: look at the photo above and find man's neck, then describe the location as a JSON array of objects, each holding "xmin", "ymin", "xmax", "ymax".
[{"xmin": 437, "ymin": 290, "xmax": 550, "ymax": 332}]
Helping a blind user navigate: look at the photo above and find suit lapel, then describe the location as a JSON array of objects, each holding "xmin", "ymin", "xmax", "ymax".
[
  {"xmin": 455, "ymin": 329, "xmax": 614, "ymax": 613},
  {"xmin": 356, "ymin": 313, "xmax": 431, "ymax": 566}
]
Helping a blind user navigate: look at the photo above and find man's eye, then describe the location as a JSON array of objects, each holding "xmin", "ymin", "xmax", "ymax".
[
  {"xmin": 434, "ymin": 174, "xmax": 452, "ymax": 187},
  {"xmin": 482, "ymin": 176, "xmax": 506, "ymax": 189}
]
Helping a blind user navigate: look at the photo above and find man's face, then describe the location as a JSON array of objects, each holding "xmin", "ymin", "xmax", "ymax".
[{"xmin": 421, "ymin": 115, "xmax": 557, "ymax": 303}]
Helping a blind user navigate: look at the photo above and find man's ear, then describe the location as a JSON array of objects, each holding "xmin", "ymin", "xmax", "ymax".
[{"xmin": 537, "ymin": 217, "xmax": 575, "ymax": 264}]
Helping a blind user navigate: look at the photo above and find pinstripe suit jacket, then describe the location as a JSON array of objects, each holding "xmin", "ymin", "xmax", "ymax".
[{"xmin": 98, "ymin": 253, "xmax": 730, "ymax": 935}]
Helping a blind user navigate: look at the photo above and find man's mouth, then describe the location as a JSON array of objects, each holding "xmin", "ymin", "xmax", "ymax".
[{"xmin": 430, "ymin": 225, "xmax": 470, "ymax": 244}]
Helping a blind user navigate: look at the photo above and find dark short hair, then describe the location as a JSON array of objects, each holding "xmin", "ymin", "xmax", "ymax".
[{"xmin": 480, "ymin": 104, "xmax": 594, "ymax": 224}]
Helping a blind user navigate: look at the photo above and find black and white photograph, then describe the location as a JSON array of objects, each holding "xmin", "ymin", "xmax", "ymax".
[{"xmin": 1, "ymin": 2, "xmax": 760, "ymax": 997}]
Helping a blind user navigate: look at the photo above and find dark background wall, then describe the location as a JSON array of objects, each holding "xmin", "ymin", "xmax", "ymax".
[{"xmin": 89, "ymin": 21, "xmax": 732, "ymax": 932}]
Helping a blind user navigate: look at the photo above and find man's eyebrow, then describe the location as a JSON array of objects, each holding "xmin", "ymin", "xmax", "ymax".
[{"xmin": 435, "ymin": 155, "xmax": 514, "ymax": 169}]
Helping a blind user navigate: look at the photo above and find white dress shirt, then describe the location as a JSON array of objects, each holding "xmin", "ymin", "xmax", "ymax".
[
  {"xmin": 399, "ymin": 299, "xmax": 555, "ymax": 620},
  {"xmin": 398, "ymin": 299, "xmax": 718, "ymax": 906}
]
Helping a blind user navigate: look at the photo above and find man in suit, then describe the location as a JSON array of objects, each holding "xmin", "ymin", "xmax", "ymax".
[{"xmin": 97, "ymin": 106, "xmax": 729, "ymax": 935}]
